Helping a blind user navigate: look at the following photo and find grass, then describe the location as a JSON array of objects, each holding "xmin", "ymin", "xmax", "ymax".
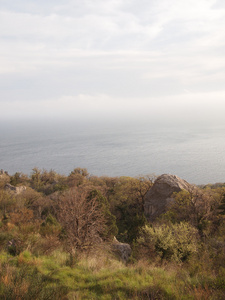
[
  {"xmin": 1, "ymin": 250, "xmax": 223, "ymax": 300},
  {"xmin": 0, "ymin": 230, "xmax": 224, "ymax": 299}
]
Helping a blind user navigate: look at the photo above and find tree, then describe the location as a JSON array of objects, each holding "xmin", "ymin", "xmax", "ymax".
[
  {"xmin": 87, "ymin": 189, "xmax": 118, "ymax": 241},
  {"xmin": 163, "ymin": 188, "xmax": 221, "ymax": 234},
  {"xmin": 105, "ymin": 175, "xmax": 154, "ymax": 242},
  {"xmin": 10, "ymin": 172, "xmax": 28, "ymax": 186},
  {"xmin": 31, "ymin": 168, "xmax": 42, "ymax": 190},
  {"xmin": 67, "ymin": 168, "xmax": 89, "ymax": 187},
  {"xmin": 55, "ymin": 188, "xmax": 106, "ymax": 254},
  {"xmin": 70, "ymin": 168, "xmax": 89, "ymax": 177}
]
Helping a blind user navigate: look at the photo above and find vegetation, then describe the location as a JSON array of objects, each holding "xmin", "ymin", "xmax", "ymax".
[{"xmin": 0, "ymin": 168, "xmax": 225, "ymax": 299}]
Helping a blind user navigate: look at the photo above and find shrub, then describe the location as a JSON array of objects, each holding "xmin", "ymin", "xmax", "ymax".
[
  {"xmin": 10, "ymin": 208, "xmax": 34, "ymax": 227},
  {"xmin": 40, "ymin": 214, "xmax": 62, "ymax": 237},
  {"xmin": 137, "ymin": 222, "xmax": 199, "ymax": 262}
]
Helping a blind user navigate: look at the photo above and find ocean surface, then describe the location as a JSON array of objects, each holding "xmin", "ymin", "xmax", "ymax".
[{"xmin": 0, "ymin": 121, "xmax": 225, "ymax": 185}]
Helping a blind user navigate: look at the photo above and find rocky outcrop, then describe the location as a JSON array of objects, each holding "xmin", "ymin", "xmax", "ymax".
[
  {"xmin": 5, "ymin": 183, "xmax": 26, "ymax": 194},
  {"xmin": 144, "ymin": 174, "xmax": 193, "ymax": 221},
  {"xmin": 112, "ymin": 237, "xmax": 131, "ymax": 262}
]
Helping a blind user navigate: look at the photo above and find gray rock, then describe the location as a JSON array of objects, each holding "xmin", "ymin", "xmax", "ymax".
[
  {"xmin": 144, "ymin": 174, "xmax": 193, "ymax": 220},
  {"xmin": 112, "ymin": 237, "xmax": 131, "ymax": 262},
  {"xmin": 5, "ymin": 183, "xmax": 26, "ymax": 194}
]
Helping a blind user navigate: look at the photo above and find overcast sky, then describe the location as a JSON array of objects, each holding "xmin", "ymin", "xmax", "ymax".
[{"xmin": 1, "ymin": 0, "xmax": 225, "ymax": 125}]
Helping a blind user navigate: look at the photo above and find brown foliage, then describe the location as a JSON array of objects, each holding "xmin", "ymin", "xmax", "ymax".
[
  {"xmin": 55, "ymin": 188, "xmax": 106, "ymax": 253},
  {"xmin": 10, "ymin": 208, "xmax": 34, "ymax": 227}
]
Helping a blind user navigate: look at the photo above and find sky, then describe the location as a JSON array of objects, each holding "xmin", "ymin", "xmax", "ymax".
[{"xmin": 1, "ymin": 0, "xmax": 225, "ymax": 125}]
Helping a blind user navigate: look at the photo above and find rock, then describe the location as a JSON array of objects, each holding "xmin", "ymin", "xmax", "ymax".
[
  {"xmin": 5, "ymin": 183, "xmax": 26, "ymax": 194},
  {"xmin": 112, "ymin": 237, "xmax": 131, "ymax": 262},
  {"xmin": 144, "ymin": 174, "xmax": 193, "ymax": 220}
]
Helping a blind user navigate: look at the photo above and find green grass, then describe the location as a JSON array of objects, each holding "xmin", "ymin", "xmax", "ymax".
[{"xmin": 0, "ymin": 250, "xmax": 224, "ymax": 299}]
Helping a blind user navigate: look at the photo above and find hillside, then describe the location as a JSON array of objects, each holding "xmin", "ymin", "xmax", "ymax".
[{"xmin": 0, "ymin": 168, "xmax": 225, "ymax": 299}]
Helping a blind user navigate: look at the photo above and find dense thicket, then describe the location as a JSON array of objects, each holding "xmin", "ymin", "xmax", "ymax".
[{"xmin": 0, "ymin": 168, "xmax": 225, "ymax": 299}]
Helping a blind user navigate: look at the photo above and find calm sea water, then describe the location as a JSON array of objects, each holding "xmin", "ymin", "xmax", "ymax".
[{"xmin": 0, "ymin": 121, "xmax": 224, "ymax": 185}]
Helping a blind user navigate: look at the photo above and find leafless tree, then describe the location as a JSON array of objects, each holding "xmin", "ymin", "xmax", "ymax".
[{"xmin": 55, "ymin": 188, "xmax": 106, "ymax": 254}]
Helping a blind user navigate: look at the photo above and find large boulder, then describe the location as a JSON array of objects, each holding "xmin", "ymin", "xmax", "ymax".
[{"xmin": 144, "ymin": 174, "xmax": 193, "ymax": 220}]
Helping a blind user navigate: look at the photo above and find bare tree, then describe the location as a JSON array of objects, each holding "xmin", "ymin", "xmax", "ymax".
[{"xmin": 55, "ymin": 188, "xmax": 106, "ymax": 254}]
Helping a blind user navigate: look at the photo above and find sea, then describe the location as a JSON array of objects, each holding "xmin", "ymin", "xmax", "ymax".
[{"xmin": 0, "ymin": 120, "xmax": 225, "ymax": 185}]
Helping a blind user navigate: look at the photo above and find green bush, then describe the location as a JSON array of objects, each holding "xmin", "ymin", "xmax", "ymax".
[{"xmin": 137, "ymin": 222, "xmax": 199, "ymax": 262}]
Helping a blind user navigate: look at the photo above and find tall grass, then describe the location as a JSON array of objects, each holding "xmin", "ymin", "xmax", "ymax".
[{"xmin": 1, "ymin": 246, "xmax": 225, "ymax": 300}]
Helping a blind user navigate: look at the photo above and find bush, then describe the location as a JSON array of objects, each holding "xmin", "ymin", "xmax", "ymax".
[
  {"xmin": 40, "ymin": 214, "xmax": 62, "ymax": 237},
  {"xmin": 137, "ymin": 222, "xmax": 199, "ymax": 262}
]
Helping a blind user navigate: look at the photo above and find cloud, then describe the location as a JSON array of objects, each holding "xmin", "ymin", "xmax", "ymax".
[{"xmin": 0, "ymin": 0, "xmax": 225, "ymax": 124}]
